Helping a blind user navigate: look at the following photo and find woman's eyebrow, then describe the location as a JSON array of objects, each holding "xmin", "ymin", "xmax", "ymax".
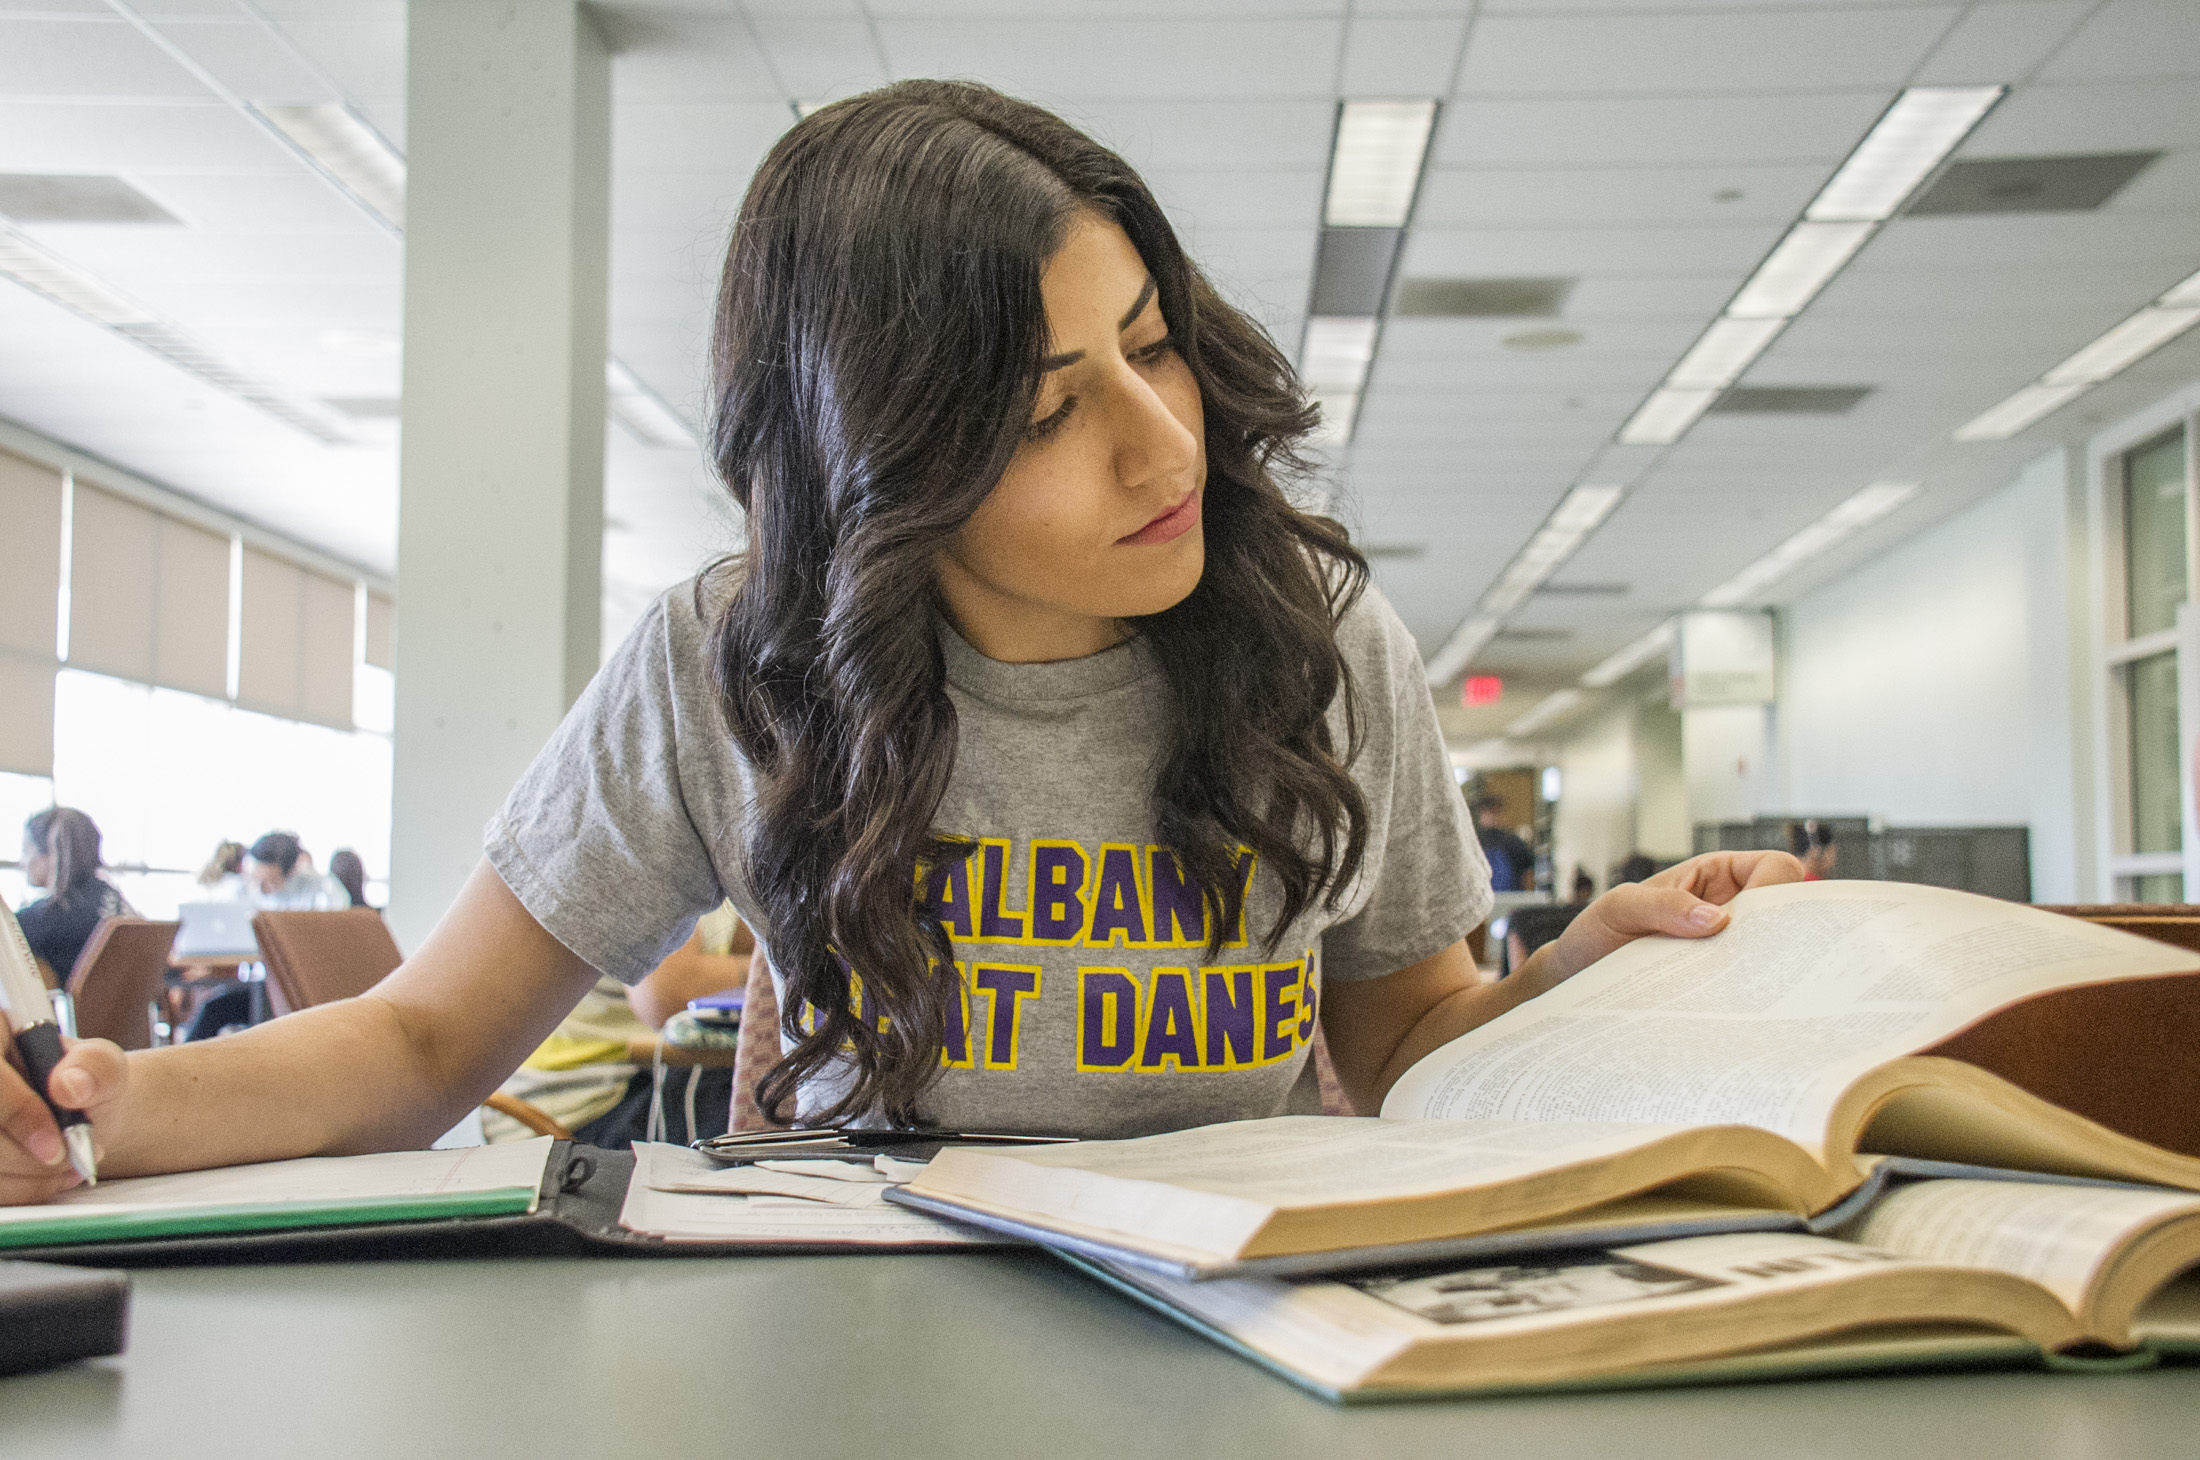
[{"xmin": 1039, "ymin": 276, "xmax": 1160, "ymax": 374}]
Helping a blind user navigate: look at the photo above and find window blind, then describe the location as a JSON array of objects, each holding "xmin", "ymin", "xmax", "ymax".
[
  {"xmin": 364, "ymin": 590, "xmax": 394, "ymax": 671},
  {"xmin": 238, "ymin": 548, "xmax": 356, "ymax": 730},
  {"xmin": 0, "ymin": 450, "xmax": 61, "ymax": 777},
  {"xmin": 0, "ymin": 449, "xmax": 61, "ymax": 662},
  {"xmin": 64, "ymin": 485, "xmax": 158, "ymax": 685}
]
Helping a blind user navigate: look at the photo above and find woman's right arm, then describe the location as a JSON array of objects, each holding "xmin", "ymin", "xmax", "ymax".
[{"xmin": 0, "ymin": 859, "xmax": 600, "ymax": 1205}]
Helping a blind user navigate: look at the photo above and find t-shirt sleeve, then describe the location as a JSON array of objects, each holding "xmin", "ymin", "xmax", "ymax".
[
  {"xmin": 485, "ymin": 590, "xmax": 729, "ymax": 986},
  {"xmin": 1318, "ymin": 589, "xmax": 1494, "ymax": 983}
]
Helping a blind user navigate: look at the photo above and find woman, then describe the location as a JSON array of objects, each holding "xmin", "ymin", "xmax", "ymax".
[
  {"xmin": 15, "ymin": 808, "xmax": 136, "ymax": 984},
  {"xmin": 0, "ymin": 82, "xmax": 1795, "ymax": 1198}
]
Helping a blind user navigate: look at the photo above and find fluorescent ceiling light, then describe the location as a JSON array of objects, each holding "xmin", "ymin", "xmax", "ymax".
[
  {"xmin": 1698, "ymin": 482, "xmax": 1917, "ymax": 607},
  {"xmin": 1300, "ymin": 315, "xmax": 1378, "ymax": 391},
  {"xmin": 1308, "ymin": 392, "xmax": 1360, "ymax": 446},
  {"xmin": 2041, "ymin": 306, "xmax": 2200, "ymax": 386},
  {"xmin": 1507, "ymin": 689, "xmax": 1585, "ymax": 737},
  {"xmin": 1482, "ymin": 484, "xmax": 1624, "ymax": 614},
  {"xmin": 0, "ymin": 225, "xmax": 155, "ymax": 325},
  {"xmin": 1953, "ymin": 267, "xmax": 2200, "ymax": 444},
  {"xmin": 1301, "ymin": 315, "xmax": 1378, "ymax": 445},
  {"xmin": 1727, "ymin": 222, "xmax": 1874, "ymax": 320},
  {"xmin": 1424, "ymin": 614, "xmax": 1500, "ymax": 688},
  {"xmin": 258, "ymin": 104, "xmax": 405, "ymax": 229},
  {"xmin": 1610, "ymin": 87, "xmax": 1999, "ymax": 453},
  {"xmin": 1580, "ymin": 621, "xmax": 1674, "ymax": 689},
  {"xmin": 1619, "ymin": 387, "xmax": 1718, "ymax": 446},
  {"xmin": 1425, "ymin": 486, "xmax": 1624, "ymax": 682},
  {"xmin": 1952, "ymin": 382, "xmax": 2090, "ymax": 442},
  {"xmin": 606, "ymin": 361, "xmax": 698, "ymax": 448},
  {"xmin": 1666, "ymin": 316, "xmax": 1788, "ymax": 390},
  {"xmin": 1324, "ymin": 100, "xmax": 1439, "ymax": 228},
  {"xmin": 1806, "ymin": 87, "xmax": 2005, "ymax": 223}
]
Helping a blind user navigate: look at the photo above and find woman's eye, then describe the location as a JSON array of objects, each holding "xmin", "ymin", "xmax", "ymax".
[
  {"xmin": 1130, "ymin": 335, "xmax": 1176, "ymax": 364},
  {"xmin": 1025, "ymin": 396, "xmax": 1076, "ymax": 442}
]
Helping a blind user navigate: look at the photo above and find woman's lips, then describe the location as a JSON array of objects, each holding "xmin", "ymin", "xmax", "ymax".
[{"xmin": 1120, "ymin": 490, "xmax": 1200, "ymax": 546}]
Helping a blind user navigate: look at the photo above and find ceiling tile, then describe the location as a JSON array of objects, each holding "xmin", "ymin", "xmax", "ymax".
[
  {"xmin": 1341, "ymin": 15, "xmax": 1468, "ymax": 95},
  {"xmin": 2040, "ymin": 0, "xmax": 2200, "ymax": 81},
  {"xmin": 1435, "ymin": 92, "xmax": 1888, "ymax": 167},
  {"xmin": 149, "ymin": 18, "xmax": 336, "ymax": 101},
  {"xmin": 1404, "ymin": 222, "xmax": 1783, "ymax": 277},
  {"xmin": 750, "ymin": 18, "xmax": 886, "ymax": 101},
  {"xmin": 257, "ymin": 18, "xmax": 403, "ymax": 104},
  {"xmin": 874, "ymin": 19, "xmax": 1344, "ymax": 99},
  {"xmin": 0, "ymin": 17, "xmax": 203, "ymax": 97},
  {"xmin": 1416, "ymin": 164, "xmax": 1827, "ymax": 228},
  {"xmin": 1456, "ymin": 8, "xmax": 1959, "ymax": 96},
  {"xmin": 1146, "ymin": 169, "xmax": 1325, "ymax": 232},
  {"xmin": 0, "ymin": 100, "xmax": 286, "ymax": 171},
  {"xmin": 1967, "ymin": 78, "xmax": 2200, "ymax": 152},
  {"xmin": 601, "ymin": 13, "xmax": 781, "ymax": 103},
  {"xmin": 1911, "ymin": 1, "xmax": 2092, "ymax": 86},
  {"xmin": 1067, "ymin": 99, "xmax": 1337, "ymax": 170}
]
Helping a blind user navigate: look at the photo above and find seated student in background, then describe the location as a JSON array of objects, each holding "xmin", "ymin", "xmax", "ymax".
[
  {"xmin": 195, "ymin": 840, "xmax": 245, "ymax": 898},
  {"xmin": 482, "ymin": 904, "xmax": 751, "ymax": 1146},
  {"xmin": 15, "ymin": 808, "xmax": 137, "ymax": 983},
  {"xmin": 327, "ymin": 850, "xmax": 370, "ymax": 912},
  {"xmin": 1, "ymin": 83, "xmax": 1798, "ymax": 1204},
  {"xmin": 233, "ymin": 832, "xmax": 350, "ymax": 910}
]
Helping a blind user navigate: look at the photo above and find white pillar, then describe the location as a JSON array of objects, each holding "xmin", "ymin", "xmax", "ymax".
[
  {"xmin": 389, "ymin": 0, "xmax": 610, "ymax": 953},
  {"xmin": 1683, "ymin": 704, "xmax": 1775, "ymax": 828}
]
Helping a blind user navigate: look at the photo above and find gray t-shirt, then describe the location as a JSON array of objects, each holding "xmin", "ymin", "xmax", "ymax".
[{"xmin": 487, "ymin": 577, "xmax": 1491, "ymax": 1138}]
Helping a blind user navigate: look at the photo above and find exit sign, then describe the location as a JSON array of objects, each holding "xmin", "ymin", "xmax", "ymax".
[{"xmin": 1462, "ymin": 676, "xmax": 1503, "ymax": 707}]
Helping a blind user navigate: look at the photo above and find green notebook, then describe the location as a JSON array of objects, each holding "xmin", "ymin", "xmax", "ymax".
[{"xmin": 0, "ymin": 1138, "xmax": 553, "ymax": 1250}]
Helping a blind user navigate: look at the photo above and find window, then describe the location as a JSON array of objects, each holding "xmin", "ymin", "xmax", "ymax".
[
  {"xmin": 2107, "ymin": 424, "xmax": 2194, "ymax": 902},
  {"xmin": 45, "ymin": 670, "xmax": 392, "ymax": 919}
]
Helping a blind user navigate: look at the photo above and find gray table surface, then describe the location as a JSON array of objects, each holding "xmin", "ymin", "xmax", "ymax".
[{"xmin": 6, "ymin": 1250, "xmax": 2199, "ymax": 1459}]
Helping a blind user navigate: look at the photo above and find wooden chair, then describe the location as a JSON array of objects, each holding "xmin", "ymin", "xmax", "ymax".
[
  {"xmin": 482, "ymin": 1091, "xmax": 574, "ymax": 1140},
  {"xmin": 2037, "ymin": 904, "xmax": 2200, "ymax": 955},
  {"xmin": 65, "ymin": 918, "xmax": 179, "ymax": 1051},
  {"xmin": 251, "ymin": 909, "xmax": 403, "ymax": 1016}
]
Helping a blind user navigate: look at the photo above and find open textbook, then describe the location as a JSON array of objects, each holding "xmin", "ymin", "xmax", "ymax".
[
  {"xmin": 896, "ymin": 882, "xmax": 2200, "ymax": 1276},
  {"xmin": 1074, "ymin": 1177, "xmax": 2200, "ymax": 1401}
]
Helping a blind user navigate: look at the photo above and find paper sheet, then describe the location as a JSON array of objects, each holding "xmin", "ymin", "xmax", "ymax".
[
  {"xmin": 0, "ymin": 1137, "xmax": 554, "ymax": 1230},
  {"xmin": 619, "ymin": 1144, "xmax": 996, "ymax": 1245}
]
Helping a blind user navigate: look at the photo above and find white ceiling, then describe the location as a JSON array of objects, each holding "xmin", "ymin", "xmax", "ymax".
[{"xmin": 0, "ymin": 0, "xmax": 2197, "ymax": 675}]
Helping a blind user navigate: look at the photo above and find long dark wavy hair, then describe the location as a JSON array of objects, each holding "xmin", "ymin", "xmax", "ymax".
[{"xmin": 707, "ymin": 81, "xmax": 1370, "ymax": 1125}]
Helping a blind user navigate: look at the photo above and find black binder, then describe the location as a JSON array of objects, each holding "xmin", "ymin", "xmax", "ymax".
[
  {"xmin": 6, "ymin": 1143, "xmax": 1005, "ymax": 1267},
  {"xmin": 0, "ymin": 1261, "xmax": 129, "ymax": 1375}
]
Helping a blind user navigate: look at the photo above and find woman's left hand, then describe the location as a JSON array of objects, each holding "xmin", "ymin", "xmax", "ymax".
[{"xmin": 1513, "ymin": 850, "xmax": 1806, "ymax": 997}]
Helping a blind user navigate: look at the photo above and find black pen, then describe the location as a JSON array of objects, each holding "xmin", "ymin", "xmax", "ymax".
[{"xmin": 0, "ymin": 896, "xmax": 97, "ymax": 1185}]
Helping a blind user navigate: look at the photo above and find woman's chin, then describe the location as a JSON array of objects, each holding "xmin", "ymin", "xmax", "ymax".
[{"xmin": 1111, "ymin": 534, "xmax": 1204, "ymax": 618}]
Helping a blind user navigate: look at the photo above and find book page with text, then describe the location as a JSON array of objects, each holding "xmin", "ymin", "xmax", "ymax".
[
  {"xmin": 1844, "ymin": 1178, "xmax": 2200, "ymax": 1318},
  {"xmin": 953, "ymin": 1115, "xmax": 1701, "ymax": 1206},
  {"xmin": 1383, "ymin": 883, "xmax": 2200, "ymax": 1154}
]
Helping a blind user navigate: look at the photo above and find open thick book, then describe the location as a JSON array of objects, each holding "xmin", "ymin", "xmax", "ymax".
[
  {"xmin": 896, "ymin": 882, "xmax": 2200, "ymax": 1277},
  {"xmin": 1076, "ymin": 1176, "xmax": 2200, "ymax": 1401}
]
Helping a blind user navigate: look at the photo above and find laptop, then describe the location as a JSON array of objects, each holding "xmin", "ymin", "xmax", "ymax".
[{"xmin": 173, "ymin": 901, "xmax": 260, "ymax": 959}]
